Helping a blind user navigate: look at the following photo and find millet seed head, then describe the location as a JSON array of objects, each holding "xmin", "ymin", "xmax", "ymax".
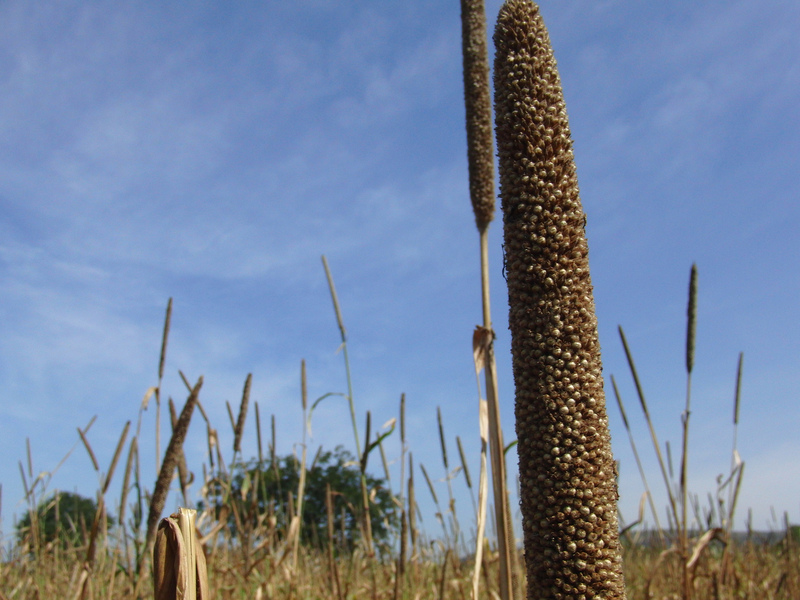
[
  {"xmin": 493, "ymin": 1, "xmax": 626, "ymax": 598},
  {"xmin": 461, "ymin": 0, "xmax": 496, "ymax": 232}
]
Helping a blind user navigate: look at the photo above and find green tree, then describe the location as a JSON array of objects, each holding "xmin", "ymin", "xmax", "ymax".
[
  {"xmin": 204, "ymin": 445, "xmax": 397, "ymax": 551},
  {"xmin": 16, "ymin": 491, "xmax": 102, "ymax": 549}
]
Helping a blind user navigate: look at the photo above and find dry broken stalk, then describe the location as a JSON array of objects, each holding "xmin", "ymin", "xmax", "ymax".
[
  {"xmin": 460, "ymin": 0, "xmax": 516, "ymax": 597},
  {"xmin": 494, "ymin": 1, "xmax": 626, "ymax": 598},
  {"xmin": 154, "ymin": 507, "xmax": 209, "ymax": 600}
]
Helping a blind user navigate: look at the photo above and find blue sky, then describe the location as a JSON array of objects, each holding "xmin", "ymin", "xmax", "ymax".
[{"xmin": 1, "ymin": 0, "xmax": 798, "ymax": 544}]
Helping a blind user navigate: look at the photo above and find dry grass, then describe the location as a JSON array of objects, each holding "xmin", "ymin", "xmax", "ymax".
[
  {"xmin": 3, "ymin": 527, "xmax": 799, "ymax": 599},
  {"xmin": 3, "ymin": 276, "xmax": 799, "ymax": 600}
]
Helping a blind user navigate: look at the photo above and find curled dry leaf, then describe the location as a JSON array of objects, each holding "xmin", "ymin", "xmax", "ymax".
[
  {"xmin": 153, "ymin": 508, "xmax": 208, "ymax": 600},
  {"xmin": 154, "ymin": 517, "xmax": 186, "ymax": 600},
  {"xmin": 141, "ymin": 386, "xmax": 158, "ymax": 411},
  {"xmin": 472, "ymin": 325, "xmax": 493, "ymax": 374}
]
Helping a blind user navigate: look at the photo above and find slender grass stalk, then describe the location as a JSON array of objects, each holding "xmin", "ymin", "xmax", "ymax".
[
  {"xmin": 420, "ymin": 463, "xmax": 439, "ymax": 507},
  {"xmin": 378, "ymin": 441, "xmax": 392, "ymax": 494},
  {"xmin": 255, "ymin": 401, "xmax": 267, "ymax": 519},
  {"xmin": 292, "ymin": 362, "xmax": 309, "ymax": 574},
  {"xmin": 408, "ymin": 452, "xmax": 418, "ymax": 571},
  {"xmin": 77, "ymin": 426, "xmax": 100, "ymax": 473},
  {"xmin": 271, "ymin": 414, "xmax": 281, "ymax": 498},
  {"xmin": 168, "ymin": 398, "xmax": 192, "ymax": 506},
  {"xmin": 438, "ymin": 548, "xmax": 451, "ymax": 600},
  {"xmin": 456, "ymin": 435, "xmax": 478, "ymax": 519},
  {"xmin": 119, "ymin": 435, "xmax": 137, "ymax": 576},
  {"xmin": 394, "ymin": 394, "xmax": 408, "ymax": 600},
  {"xmin": 611, "ymin": 376, "xmax": 665, "ymax": 544},
  {"xmin": 726, "ymin": 353, "xmax": 745, "ymax": 529},
  {"xmin": 619, "ymin": 326, "xmax": 681, "ymax": 532},
  {"xmin": 103, "ymin": 421, "xmax": 131, "ymax": 495},
  {"xmin": 26, "ymin": 438, "xmax": 33, "ymax": 480},
  {"xmin": 225, "ymin": 401, "xmax": 236, "ymax": 439},
  {"xmin": 326, "ymin": 483, "xmax": 344, "ymax": 600},
  {"xmin": 255, "ymin": 402, "xmax": 264, "ymax": 466},
  {"xmin": 460, "ymin": 0, "xmax": 515, "ymax": 594},
  {"xmin": 155, "ymin": 298, "xmax": 172, "ymax": 476},
  {"xmin": 679, "ymin": 264, "xmax": 698, "ymax": 600},
  {"xmin": 321, "ymin": 255, "xmax": 360, "ymax": 460},
  {"xmin": 466, "ymin": 6, "xmax": 515, "ymax": 594},
  {"xmin": 233, "ymin": 373, "xmax": 253, "ymax": 459},
  {"xmin": 667, "ymin": 441, "xmax": 675, "ymax": 481},
  {"xmin": 494, "ymin": 2, "xmax": 626, "ymax": 596},
  {"xmin": 472, "ymin": 396, "xmax": 490, "ymax": 600},
  {"xmin": 321, "ymin": 255, "xmax": 376, "ymax": 558},
  {"xmin": 437, "ymin": 406, "xmax": 459, "ymax": 542}
]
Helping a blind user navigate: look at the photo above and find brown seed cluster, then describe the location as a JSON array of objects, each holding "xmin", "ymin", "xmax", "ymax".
[
  {"xmin": 493, "ymin": 1, "xmax": 626, "ymax": 598},
  {"xmin": 460, "ymin": 0, "xmax": 496, "ymax": 232}
]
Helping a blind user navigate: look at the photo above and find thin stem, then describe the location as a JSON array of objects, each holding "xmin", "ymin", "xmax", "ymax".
[
  {"xmin": 611, "ymin": 375, "xmax": 665, "ymax": 545},
  {"xmin": 322, "ymin": 255, "xmax": 361, "ymax": 460},
  {"xmin": 619, "ymin": 326, "xmax": 680, "ymax": 531},
  {"xmin": 480, "ymin": 228, "xmax": 515, "ymax": 600}
]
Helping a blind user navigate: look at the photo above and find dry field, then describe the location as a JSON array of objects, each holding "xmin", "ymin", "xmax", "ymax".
[{"xmin": 4, "ymin": 2, "xmax": 799, "ymax": 599}]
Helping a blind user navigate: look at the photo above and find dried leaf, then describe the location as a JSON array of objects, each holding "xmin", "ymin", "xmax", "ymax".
[
  {"xmin": 688, "ymin": 528, "xmax": 723, "ymax": 570},
  {"xmin": 154, "ymin": 517, "xmax": 185, "ymax": 600},
  {"xmin": 472, "ymin": 326, "xmax": 493, "ymax": 374},
  {"xmin": 154, "ymin": 508, "xmax": 207, "ymax": 600},
  {"xmin": 478, "ymin": 399, "xmax": 489, "ymax": 443},
  {"xmin": 142, "ymin": 386, "xmax": 158, "ymax": 411}
]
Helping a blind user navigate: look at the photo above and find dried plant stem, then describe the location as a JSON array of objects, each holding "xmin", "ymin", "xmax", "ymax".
[
  {"xmin": 481, "ymin": 228, "xmax": 516, "ymax": 600},
  {"xmin": 460, "ymin": 0, "xmax": 515, "ymax": 593},
  {"xmin": 291, "ymin": 362, "xmax": 309, "ymax": 574},
  {"xmin": 408, "ymin": 452, "xmax": 418, "ymax": 575},
  {"xmin": 394, "ymin": 394, "xmax": 408, "ymax": 600},
  {"xmin": 726, "ymin": 352, "xmax": 745, "ymax": 529},
  {"xmin": 321, "ymin": 255, "xmax": 375, "ymax": 559},
  {"xmin": 457, "ymin": 435, "xmax": 478, "ymax": 518},
  {"xmin": 103, "ymin": 421, "xmax": 131, "ymax": 495},
  {"xmin": 437, "ymin": 406, "xmax": 458, "ymax": 543},
  {"xmin": 679, "ymin": 264, "xmax": 698, "ymax": 600},
  {"xmin": 472, "ymin": 398, "xmax": 490, "ymax": 600},
  {"xmin": 611, "ymin": 376, "xmax": 664, "ymax": 544},
  {"xmin": 619, "ymin": 326, "xmax": 680, "ymax": 531},
  {"xmin": 326, "ymin": 483, "xmax": 343, "ymax": 600},
  {"xmin": 168, "ymin": 399, "xmax": 192, "ymax": 506},
  {"xmin": 77, "ymin": 426, "xmax": 100, "ymax": 473},
  {"xmin": 321, "ymin": 255, "xmax": 360, "ymax": 459},
  {"xmin": 438, "ymin": 549, "xmax": 451, "ymax": 600}
]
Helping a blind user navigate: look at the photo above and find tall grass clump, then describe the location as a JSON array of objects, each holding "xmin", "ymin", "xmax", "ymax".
[
  {"xmin": 613, "ymin": 265, "xmax": 759, "ymax": 599},
  {"xmin": 494, "ymin": 1, "xmax": 626, "ymax": 597}
]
